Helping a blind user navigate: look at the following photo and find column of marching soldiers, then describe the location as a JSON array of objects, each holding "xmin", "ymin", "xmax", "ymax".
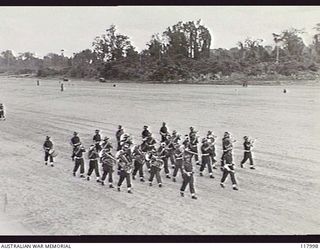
[{"xmin": 42, "ymin": 122, "xmax": 256, "ymax": 199}]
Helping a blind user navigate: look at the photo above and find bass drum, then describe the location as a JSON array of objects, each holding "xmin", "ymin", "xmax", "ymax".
[{"xmin": 49, "ymin": 149, "xmax": 58, "ymax": 157}]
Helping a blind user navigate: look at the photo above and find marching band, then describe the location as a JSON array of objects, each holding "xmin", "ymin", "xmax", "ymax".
[{"xmin": 43, "ymin": 122, "xmax": 257, "ymax": 199}]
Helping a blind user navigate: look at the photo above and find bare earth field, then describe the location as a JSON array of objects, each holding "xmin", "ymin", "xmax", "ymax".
[{"xmin": 0, "ymin": 77, "xmax": 319, "ymax": 235}]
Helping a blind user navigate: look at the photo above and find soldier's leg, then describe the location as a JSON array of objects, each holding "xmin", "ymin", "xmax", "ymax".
[
  {"xmin": 241, "ymin": 152, "xmax": 249, "ymax": 167},
  {"xmin": 138, "ymin": 162, "xmax": 144, "ymax": 181},
  {"xmin": 156, "ymin": 170, "xmax": 162, "ymax": 187},
  {"xmin": 49, "ymin": 155, "xmax": 54, "ymax": 166},
  {"xmin": 180, "ymin": 173, "xmax": 189, "ymax": 196},
  {"xmin": 189, "ymin": 175, "xmax": 197, "ymax": 199},
  {"xmin": 220, "ymin": 168, "xmax": 229, "ymax": 187},
  {"xmin": 207, "ymin": 158, "xmax": 214, "ymax": 178},
  {"xmin": 199, "ymin": 157, "xmax": 205, "ymax": 176},
  {"xmin": 249, "ymin": 153, "xmax": 255, "ymax": 169},
  {"xmin": 94, "ymin": 161, "xmax": 100, "ymax": 178},
  {"xmin": 73, "ymin": 159, "xmax": 80, "ymax": 175},
  {"xmin": 87, "ymin": 161, "xmax": 94, "ymax": 178},
  {"xmin": 101, "ymin": 168, "xmax": 107, "ymax": 182},
  {"xmin": 108, "ymin": 168, "xmax": 114, "ymax": 187},
  {"xmin": 126, "ymin": 174, "xmax": 132, "ymax": 193},
  {"xmin": 164, "ymin": 158, "xmax": 170, "ymax": 178},
  {"xmin": 149, "ymin": 170, "xmax": 155, "ymax": 185},
  {"xmin": 132, "ymin": 161, "xmax": 138, "ymax": 178},
  {"xmin": 44, "ymin": 151, "xmax": 49, "ymax": 165},
  {"xmin": 170, "ymin": 153, "xmax": 175, "ymax": 168},
  {"xmin": 80, "ymin": 159, "xmax": 85, "ymax": 177},
  {"xmin": 229, "ymin": 165, "xmax": 238, "ymax": 190},
  {"xmin": 117, "ymin": 173, "xmax": 125, "ymax": 189}
]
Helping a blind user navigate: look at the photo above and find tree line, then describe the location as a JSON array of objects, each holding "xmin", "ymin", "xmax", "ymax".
[{"xmin": 1, "ymin": 20, "xmax": 320, "ymax": 82}]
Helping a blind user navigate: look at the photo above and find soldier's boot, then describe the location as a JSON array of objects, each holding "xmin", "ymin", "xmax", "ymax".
[
  {"xmin": 101, "ymin": 181, "xmax": 105, "ymax": 186},
  {"xmin": 50, "ymin": 162, "xmax": 54, "ymax": 167},
  {"xmin": 127, "ymin": 188, "xmax": 132, "ymax": 194},
  {"xmin": 191, "ymin": 194, "xmax": 198, "ymax": 200},
  {"xmin": 212, "ymin": 164, "xmax": 217, "ymax": 169},
  {"xmin": 250, "ymin": 165, "xmax": 255, "ymax": 170},
  {"xmin": 172, "ymin": 177, "xmax": 176, "ymax": 182},
  {"xmin": 180, "ymin": 191, "xmax": 184, "ymax": 197},
  {"xmin": 209, "ymin": 173, "xmax": 215, "ymax": 179},
  {"xmin": 80, "ymin": 174, "xmax": 85, "ymax": 178},
  {"xmin": 44, "ymin": 161, "xmax": 48, "ymax": 166},
  {"xmin": 232, "ymin": 184, "xmax": 239, "ymax": 191},
  {"xmin": 73, "ymin": 172, "xmax": 76, "ymax": 177},
  {"xmin": 86, "ymin": 176, "xmax": 90, "ymax": 181},
  {"xmin": 109, "ymin": 183, "xmax": 114, "ymax": 188},
  {"xmin": 117, "ymin": 187, "xmax": 121, "ymax": 192},
  {"xmin": 96, "ymin": 177, "xmax": 101, "ymax": 183},
  {"xmin": 149, "ymin": 181, "xmax": 152, "ymax": 187},
  {"xmin": 220, "ymin": 182, "xmax": 225, "ymax": 188},
  {"xmin": 166, "ymin": 174, "xmax": 171, "ymax": 179},
  {"xmin": 132, "ymin": 175, "xmax": 136, "ymax": 180},
  {"xmin": 140, "ymin": 177, "xmax": 145, "ymax": 182},
  {"xmin": 158, "ymin": 183, "xmax": 162, "ymax": 188},
  {"xmin": 199, "ymin": 172, "xmax": 204, "ymax": 177}
]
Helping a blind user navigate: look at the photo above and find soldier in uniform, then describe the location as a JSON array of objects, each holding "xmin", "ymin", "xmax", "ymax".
[
  {"xmin": 93, "ymin": 129, "xmax": 102, "ymax": 152},
  {"xmin": 240, "ymin": 136, "xmax": 255, "ymax": 169},
  {"xmin": 157, "ymin": 142, "xmax": 171, "ymax": 179},
  {"xmin": 116, "ymin": 125, "xmax": 124, "ymax": 151},
  {"xmin": 142, "ymin": 125, "xmax": 151, "ymax": 140},
  {"xmin": 43, "ymin": 136, "xmax": 54, "ymax": 167},
  {"xmin": 221, "ymin": 132, "xmax": 231, "ymax": 168},
  {"xmin": 101, "ymin": 136, "xmax": 113, "ymax": 151},
  {"xmin": 182, "ymin": 134, "xmax": 190, "ymax": 148},
  {"xmin": 100, "ymin": 148, "xmax": 116, "ymax": 188},
  {"xmin": 86, "ymin": 145, "xmax": 101, "ymax": 182},
  {"xmin": 148, "ymin": 149, "xmax": 164, "ymax": 187},
  {"xmin": 171, "ymin": 130, "xmax": 181, "ymax": 144},
  {"xmin": 70, "ymin": 132, "xmax": 81, "ymax": 161},
  {"xmin": 132, "ymin": 144, "xmax": 146, "ymax": 182},
  {"xmin": 159, "ymin": 122, "xmax": 168, "ymax": 142},
  {"xmin": 189, "ymin": 131, "xmax": 200, "ymax": 166},
  {"xmin": 0, "ymin": 103, "xmax": 5, "ymax": 120},
  {"xmin": 220, "ymin": 134, "xmax": 238, "ymax": 190},
  {"xmin": 207, "ymin": 130, "xmax": 217, "ymax": 169},
  {"xmin": 199, "ymin": 138, "xmax": 214, "ymax": 178},
  {"xmin": 73, "ymin": 144, "xmax": 86, "ymax": 178},
  {"xmin": 116, "ymin": 145, "xmax": 133, "ymax": 193},
  {"xmin": 172, "ymin": 144, "xmax": 184, "ymax": 182},
  {"xmin": 165, "ymin": 134, "xmax": 176, "ymax": 169},
  {"xmin": 180, "ymin": 148, "xmax": 197, "ymax": 199}
]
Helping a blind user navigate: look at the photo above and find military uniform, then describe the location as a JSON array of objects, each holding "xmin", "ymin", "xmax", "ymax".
[
  {"xmin": 165, "ymin": 136, "xmax": 176, "ymax": 168},
  {"xmin": 207, "ymin": 132, "xmax": 217, "ymax": 167},
  {"xmin": 73, "ymin": 145, "xmax": 86, "ymax": 178},
  {"xmin": 172, "ymin": 146, "xmax": 183, "ymax": 182},
  {"xmin": 220, "ymin": 138, "xmax": 238, "ymax": 190},
  {"xmin": 116, "ymin": 148, "xmax": 133, "ymax": 193},
  {"xmin": 148, "ymin": 153, "xmax": 163, "ymax": 187},
  {"xmin": 101, "ymin": 137, "xmax": 113, "ymax": 151},
  {"xmin": 159, "ymin": 123, "xmax": 168, "ymax": 142},
  {"xmin": 93, "ymin": 130, "xmax": 102, "ymax": 152},
  {"xmin": 43, "ymin": 136, "xmax": 54, "ymax": 167},
  {"xmin": 0, "ymin": 103, "xmax": 5, "ymax": 119},
  {"xmin": 180, "ymin": 150, "xmax": 197, "ymax": 199},
  {"xmin": 132, "ymin": 145, "xmax": 146, "ymax": 182},
  {"xmin": 70, "ymin": 133, "xmax": 81, "ymax": 160},
  {"xmin": 199, "ymin": 140, "xmax": 214, "ymax": 178},
  {"xmin": 241, "ymin": 138, "xmax": 255, "ymax": 169},
  {"xmin": 157, "ymin": 144, "xmax": 171, "ymax": 178},
  {"xmin": 189, "ymin": 135, "xmax": 200, "ymax": 165},
  {"xmin": 142, "ymin": 126, "xmax": 151, "ymax": 140},
  {"xmin": 116, "ymin": 126, "xmax": 124, "ymax": 151},
  {"xmin": 100, "ymin": 149, "xmax": 116, "ymax": 188},
  {"xmin": 86, "ymin": 146, "xmax": 100, "ymax": 181}
]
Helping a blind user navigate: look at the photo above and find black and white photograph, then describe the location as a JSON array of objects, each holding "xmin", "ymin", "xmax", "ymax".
[{"xmin": 0, "ymin": 6, "xmax": 319, "ymax": 238}]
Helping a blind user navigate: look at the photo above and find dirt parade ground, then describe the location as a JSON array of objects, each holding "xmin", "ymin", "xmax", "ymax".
[{"xmin": 0, "ymin": 77, "xmax": 319, "ymax": 235}]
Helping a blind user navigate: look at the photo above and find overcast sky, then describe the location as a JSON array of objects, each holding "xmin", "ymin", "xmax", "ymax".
[{"xmin": 0, "ymin": 6, "xmax": 319, "ymax": 57}]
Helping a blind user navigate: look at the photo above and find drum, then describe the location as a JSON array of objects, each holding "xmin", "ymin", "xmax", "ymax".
[{"xmin": 49, "ymin": 149, "xmax": 58, "ymax": 157}]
